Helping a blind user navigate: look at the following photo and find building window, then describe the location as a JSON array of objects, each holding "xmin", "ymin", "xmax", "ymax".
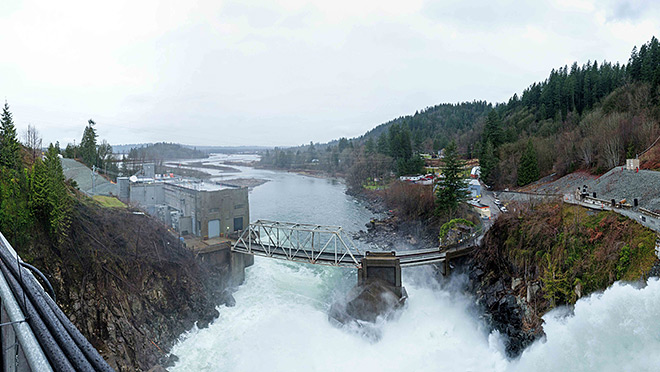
[
  {"xmin": 209, "ymin": 208, "xmax": 220, "ymax": 213},
  {"xmin": 234, "ymin": 204, "xmax": 245, "ymax": 210}
]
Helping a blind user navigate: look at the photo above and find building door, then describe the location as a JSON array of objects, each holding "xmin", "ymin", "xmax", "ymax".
[
  {"xmin": 233, "ymin": 217, "xmax": 243, "ymax": 231},
  {"xmin": 208, "ymin": 219, "xmax": 220, "ymax": 238}
]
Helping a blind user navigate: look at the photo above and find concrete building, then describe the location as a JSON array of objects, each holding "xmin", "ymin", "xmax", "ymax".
[
  {"xmin": 468, "ymin": 179, "xmax": 481, "ymax": 198},
  {"xmin": 118, "ymin": 176, "xmax": 249, "ymax": 238}
]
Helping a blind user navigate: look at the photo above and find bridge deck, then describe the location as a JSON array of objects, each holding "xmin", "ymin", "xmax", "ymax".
[
  {"xmin": 232, "ymin": 220, "xmax": 479, "ymax": 268},
  {"xmin": 231, "ymin": 241, "xmax": 475, "ymax": 268}
]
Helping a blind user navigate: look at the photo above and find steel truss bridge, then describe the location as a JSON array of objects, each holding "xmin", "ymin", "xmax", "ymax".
[{"xmin": 232, "ymin": 220, "xmax": 480, "ymax": 268}]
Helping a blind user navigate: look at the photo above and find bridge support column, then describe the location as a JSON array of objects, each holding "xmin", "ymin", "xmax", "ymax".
[
  {"xmin": 358, "ymin": 251, "xmax": 403, "ymax": 298},
  {"xmin": 229, "ymin": 251, "xmax": 254, "ymax": 285},
  {"xmin": 442, "ymin": 258, "xmax": 451, "ymax": 276}
]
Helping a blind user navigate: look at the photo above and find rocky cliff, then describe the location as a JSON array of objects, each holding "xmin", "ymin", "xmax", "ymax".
[
  {"xmin": 19, "ymin": 197, "xmax": 233, "ymax": 371},
  {"xmin": 468, "ymin": 202, "xmax": 659, "ymax": 357}
]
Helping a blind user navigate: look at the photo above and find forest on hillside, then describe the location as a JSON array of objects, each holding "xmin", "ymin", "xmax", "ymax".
[
  {"xmin": 260, "ymin": 36, "xmax": 660, "ymax": 190},
  {"xmin": 124, "ymin": 142, "xmax": 207, "ymax": 161}
]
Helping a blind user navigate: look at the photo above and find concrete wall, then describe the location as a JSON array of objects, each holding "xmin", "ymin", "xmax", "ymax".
[
  {"xmin": 117, "ymin": 177, "xmax": 130, "ymax": 202},
  {"xmin": 61, "ymin": 158, "xmax": 118, "ymax": 196},
  {"xmin": 129, "ymin": 183, "xmax": 165, "ymax": 208},
  {"xmin": 195, "ymin": 245, "xmax": 255, "ymax": 286},
  {"xmin": 196, "ymin": 187, "xmax": 249, "ymax": 238},
  {"xmin": 163, "ymin": 186, "xmax": 195, "ymax": 216}
]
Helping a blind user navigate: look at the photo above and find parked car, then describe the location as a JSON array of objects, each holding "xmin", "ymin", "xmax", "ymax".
[
  {"xmin": 500, "ymin": 206, "xmax": 508, "ymax": 213},
  {"xmin": 494, "ymin": 199, "xmax": 501, "ymax": 205}
]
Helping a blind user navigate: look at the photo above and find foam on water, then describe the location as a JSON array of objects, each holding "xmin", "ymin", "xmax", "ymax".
[
  {"xmin": 510, "ymin": 278, "xmax": 660, "ymax": 372},
  {"xmin": 170, "ymin": 258, "xmax": 660, "ymax": 372},
  {"xmin": 169, "ymin": 258, "xmax": 509, "ymax": 372}
]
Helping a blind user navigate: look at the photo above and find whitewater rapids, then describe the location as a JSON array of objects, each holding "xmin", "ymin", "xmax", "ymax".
[{"xmin": 169, "ymin": 257, "xmax": 660, "ymax": 372}]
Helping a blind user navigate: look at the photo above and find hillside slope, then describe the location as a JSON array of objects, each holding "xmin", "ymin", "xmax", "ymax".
[{"xmin": 261, "ymin": 36, "xmax": 660, "ymax": 190}]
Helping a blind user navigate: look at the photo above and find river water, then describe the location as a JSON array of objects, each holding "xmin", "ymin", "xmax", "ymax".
[{"xmin": 169, "ymin": 155, "xmax": 660, "ymax": 372}]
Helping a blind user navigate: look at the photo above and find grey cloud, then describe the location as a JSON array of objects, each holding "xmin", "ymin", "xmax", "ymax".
[
  {"xmin": 220, "ymin": 1, "xmax": 282, "ymax": 29},
  {"xmin": 422, "ymin": 0, "xmax": 546, "ymax": 30},
  {"xmin": 605, "ymin": 0, "xmax": 658, "ymax": 21},
  {"xmin": 2, "ymin": 0, "xmax": 658, "ymax": 147}
]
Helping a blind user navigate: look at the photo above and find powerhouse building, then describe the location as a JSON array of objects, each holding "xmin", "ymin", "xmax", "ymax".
[{"xmin": 118, "ymin": 174, "xmax": 249, "ymax": 238}]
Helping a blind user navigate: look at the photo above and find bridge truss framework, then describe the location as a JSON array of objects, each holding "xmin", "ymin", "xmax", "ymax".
[{"xmin": 233, "ymin": 220, "xmax": 363, "ymax": 267}]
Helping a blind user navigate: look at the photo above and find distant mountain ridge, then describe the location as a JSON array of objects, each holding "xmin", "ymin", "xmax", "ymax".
[
  {"xmin": 260, "ymin": 36, "xmax": 660, "ymax": 189},
  {"xmin": 113, "ymin": 143, "xmax": 271, "ymax": 154}
]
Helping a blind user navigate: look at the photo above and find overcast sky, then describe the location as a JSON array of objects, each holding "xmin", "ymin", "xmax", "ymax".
[{"xmin": 1, "ymin": 0, "xmax": 658, "ymax": 148}]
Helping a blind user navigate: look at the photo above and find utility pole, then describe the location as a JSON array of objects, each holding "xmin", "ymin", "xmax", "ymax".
[{"xmin": 91, "ymin": 165, "xmax": 97, "ymax": 195}]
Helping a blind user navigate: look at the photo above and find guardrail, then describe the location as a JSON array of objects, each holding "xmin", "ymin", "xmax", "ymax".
[{"xmin": 640, "ymin": 207, "xmax": 660, "ymax": 219}]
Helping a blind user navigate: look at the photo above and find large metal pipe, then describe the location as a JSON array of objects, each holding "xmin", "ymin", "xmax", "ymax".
[
  {"xmin": 1, "ymin": 233, "xmax": 113, "ymax": 371},
  {"xmin": 43, "ymin": 293, "xmax": 114, "ymax": 372},
  {"xmin": 19, "ymin": 262, "xmax": 56, "ymax": 303},
  {"xmin": 0, "ymin": 239, "xmax": 97, "ymax": 371},
  {"xmin": 0, "ymin": 259, "xmax": 52, "ymax": 372},
  {"xmin": 0, "ymin": 261, "xmax": 75, "ymax": 371},
  {"xmin": 2, "ymin": 237, "xmax": 111, "ymax": 371}
]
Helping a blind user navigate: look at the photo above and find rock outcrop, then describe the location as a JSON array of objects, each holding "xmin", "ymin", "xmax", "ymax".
[
  {"xmin": 330, "ymin": 279, "xmax": 406, "ymax": 323},
  {"xmin": 21, "ymin": 199, "xmax": 236, "ymax": 371}
]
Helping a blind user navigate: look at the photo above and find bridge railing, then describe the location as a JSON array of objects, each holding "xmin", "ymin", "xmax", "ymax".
[{"xmin": 233, "ymin": 220, "xmax": 363, "ymax": 267}]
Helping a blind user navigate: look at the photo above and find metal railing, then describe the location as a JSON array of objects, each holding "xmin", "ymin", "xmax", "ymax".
[{"xmin": 233, "ymin": 220, "xmax": 363, "ymax": 267}]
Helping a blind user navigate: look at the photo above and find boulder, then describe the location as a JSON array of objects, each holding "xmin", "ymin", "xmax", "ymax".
[{"xmin": 329, "ymin": 279, "xmax": 407, "ymax": 325}]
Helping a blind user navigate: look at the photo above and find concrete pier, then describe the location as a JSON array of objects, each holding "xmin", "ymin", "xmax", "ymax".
[
  {"xmin": 184, "ymin": 236, "xmax": 254, "ymax": 285},
  {"xmin": 358, "ymin": 251, "xmax": 403, "ymax": 298}
]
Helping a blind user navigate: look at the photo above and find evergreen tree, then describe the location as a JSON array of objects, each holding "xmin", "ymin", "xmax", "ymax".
[
  {"xmin": 435, "ymin": 141, "xmax": 468, "ymax": 217},
  {"xmin": 337, "ymin": 137, "xmax": 349, "ymax": 153},
  {"xmin": 364, "ymin": 137, "xmax": 375, "ymax": 154},
  {"xmin": 376, "ymin": 133, "xmax": 389, "ymax": 155},
  {"xmin": 483, "ymin": 110, "xmax": 503, "ymax": 148},
  {"xmin": 44, "ymin": 144, "xmax": 71, "ymax": 239},
  {"xmin": 479, "ymin": 140, "xmax": 497, "ymax": 185},
  {"xmin": 0, "ymin": 167, "xmax": 30, "ymax": 246},
  {"xmin": 63, "ymin": 143, "xmax": 77, "ymax": 158},
  {"xmin": 79, "ymin": 119, "xmax": 98, "ymax": 167},
  {"xmin": 0, "ymin": 101, "xmax": 22, "ymax": 170},
  {"xmin": 307, "ymin": 141, "xmax": 317, "ymax": 161},
  {"xmin": 30, "ymin": 158, "xmax": 51, "ymax": 220},
  {"xmin": 517, "ymin": 140, "xmax": 540, "ymax": 186},
  {"xmin": 30, "ymin": 144, "xmax": 71, "ymax": 241}
]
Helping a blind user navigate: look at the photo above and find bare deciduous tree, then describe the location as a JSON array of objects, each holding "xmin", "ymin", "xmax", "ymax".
[
  {"xmin": 602, "ymin": 136, "xmax": 622, "ymax": 169},
  {"xmin": 593, "ymin": 113, "xmax": 625, "ymax": 170},
  {"xmin": 579, "ymin": 138, "xmax": 594, "ymax": 168},
  {"xmin": 22, "ymin": 124, "xmax": 42, "ymax": 161}
]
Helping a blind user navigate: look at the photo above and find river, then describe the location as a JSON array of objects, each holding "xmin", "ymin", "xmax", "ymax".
[{"xmin": 169, "ymin": 155, "xmax": 660, "ymax": 372}]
